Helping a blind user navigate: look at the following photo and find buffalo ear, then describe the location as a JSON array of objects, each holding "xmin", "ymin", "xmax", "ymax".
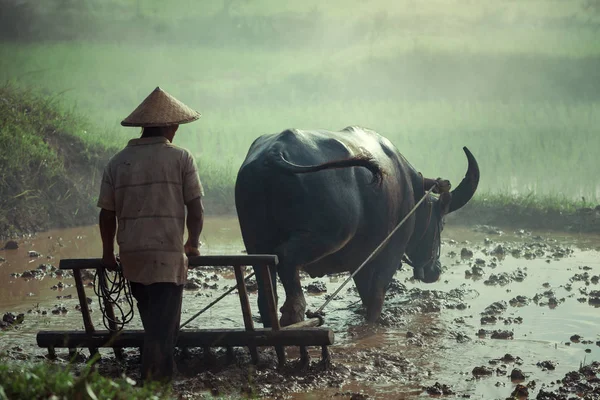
[{"xmin": 439, "ymin": 192, "xmax": 452, "ymax": 215}]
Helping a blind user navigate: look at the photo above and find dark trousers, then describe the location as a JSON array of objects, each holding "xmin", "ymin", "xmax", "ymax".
[{"xmin": 130, "ymin": 282, "xmax": 183, "ymax": 384}]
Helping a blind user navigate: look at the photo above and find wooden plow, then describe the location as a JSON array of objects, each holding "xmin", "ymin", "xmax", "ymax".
[{"xmin": 36, "ymin": 255, "xmax": 334, "ymax": 367}]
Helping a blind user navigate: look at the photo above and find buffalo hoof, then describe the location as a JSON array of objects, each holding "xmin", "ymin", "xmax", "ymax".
[
  {"xmin": 280, "ymin": 313, "xmax": 304, "ymax": 328},
  {"xmin": 279, "ymin": 298, "xmax": 306, "ymax": 327}
]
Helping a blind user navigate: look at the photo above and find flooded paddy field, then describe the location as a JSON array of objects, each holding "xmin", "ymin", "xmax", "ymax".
[{"xmin": 1, "ymin": 216, "xmax": 600, "ymax": 399}]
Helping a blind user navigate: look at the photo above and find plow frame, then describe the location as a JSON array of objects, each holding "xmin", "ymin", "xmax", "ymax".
[{"xmin": 36, "ymin": 255, "xmax": 333, "ymax": 367}]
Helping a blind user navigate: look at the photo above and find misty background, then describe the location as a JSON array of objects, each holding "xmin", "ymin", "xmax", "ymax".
[{"xmin": 1, "ymin": 0, "xmax": 599, "ymax": 204}]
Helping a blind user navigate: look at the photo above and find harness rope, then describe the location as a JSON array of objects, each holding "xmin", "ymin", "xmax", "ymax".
[
  {"xmin": 93, "ymin": 261, "xmax": 135, "ymax": 331},
  {"xmin": 306, "ymin": 183, "xmax": 439, "ymax": 319}
]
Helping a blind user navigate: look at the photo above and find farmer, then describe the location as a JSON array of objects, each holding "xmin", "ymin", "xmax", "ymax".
[{"xmin": 97, "ymin": 86, "xmax": 204, "ymax": 384}]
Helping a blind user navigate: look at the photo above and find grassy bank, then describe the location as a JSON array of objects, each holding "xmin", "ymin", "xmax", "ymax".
[
  {"xmin": 0, "ymin": 360, "xmax": 171, "ymax": 400},
  {"xmin": 0, "ymin": 84, "xmax": 116, "ymax": 238},
  {"xmin": 449, "ymin": 192, "xmax": 600, "ymax": 234}
]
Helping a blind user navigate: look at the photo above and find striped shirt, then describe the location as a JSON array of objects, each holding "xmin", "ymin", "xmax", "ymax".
[{"xmin": 97, "ymin": 136, "xmax": 203, "ymax": 285}]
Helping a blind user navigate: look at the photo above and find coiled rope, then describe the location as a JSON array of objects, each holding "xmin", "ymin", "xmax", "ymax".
[{"xmin": 93, "ymin": 261, "xmax": 135, "ymax": 332}]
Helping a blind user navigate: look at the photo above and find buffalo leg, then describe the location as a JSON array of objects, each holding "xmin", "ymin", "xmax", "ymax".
[
  {"xmin": 276, "ymin": 234, "xmax": 344, "ymax": 327},
  {"xmin": 352, "ymin": 267, "xmax": 374, "ymax": 310},
  {"xmin": 277, "ymin": 263, "xmax": 306, "ymax": 327},
  {"xmin": 365, "ymin": 201, "xmax": 415, "ymax": 322},
  {"xmin": 366, "ymin": 241, "xmax": 409, "ymax": 323},
  {"xmin": 253, "ymin": 263, "xmax": 279, "ymax": 328}
]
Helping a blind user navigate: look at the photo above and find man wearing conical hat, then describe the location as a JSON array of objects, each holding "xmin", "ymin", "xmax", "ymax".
[{"xmin": 97, "ymin": 87, "xmax": 204, "ymax": 384}]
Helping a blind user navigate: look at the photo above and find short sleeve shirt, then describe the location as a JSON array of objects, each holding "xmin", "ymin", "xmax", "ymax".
[{"xmin": 97, "ymin": 136, "xmax": 203, "ymax": 285}]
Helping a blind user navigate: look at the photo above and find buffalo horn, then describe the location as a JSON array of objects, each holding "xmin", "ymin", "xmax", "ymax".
[{"xmin": 448, "ymin": 147, "xmax": 480, "ymax": 214}]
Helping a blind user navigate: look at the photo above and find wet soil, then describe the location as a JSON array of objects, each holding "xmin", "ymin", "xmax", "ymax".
[{"xmin": 1, "ymin": 217, "xmax": 600, "ymax": 399}]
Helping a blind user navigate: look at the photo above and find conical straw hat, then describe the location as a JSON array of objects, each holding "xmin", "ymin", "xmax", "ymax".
[{"xmin": 121, "ymin": 87, "xmax": 201, "ymax": 127}]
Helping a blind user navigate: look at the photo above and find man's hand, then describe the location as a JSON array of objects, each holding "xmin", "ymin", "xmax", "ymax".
[
  {"xmin": 184, "ymin": 239, "xmax": 200, "ymax": 257},
  {"xmin": 102, "ymin": 252, "xmax": 118, "ymax": 271}
]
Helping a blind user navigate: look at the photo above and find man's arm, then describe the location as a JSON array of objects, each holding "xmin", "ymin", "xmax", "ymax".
[
  {"xmin": 184, "ymin": 197, "xmax": 204, "ymax": 257},
  {"xmin": 99, "ymin": 208, "xmax": 118, "ymax": 270}
]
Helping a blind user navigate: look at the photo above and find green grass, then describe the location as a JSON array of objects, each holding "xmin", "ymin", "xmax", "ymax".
[
  {"xmin": 0, "ymin": 360, "xmax": 171, "ymax": 400},
  {"xmin": 2, "ymin": 43, "xmax": 598, "ymax": 201}
]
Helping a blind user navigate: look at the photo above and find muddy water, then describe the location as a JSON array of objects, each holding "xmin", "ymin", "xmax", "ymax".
[{"xmin": 1, "ymin": 217, "xmax": 600, "ymax": 399}]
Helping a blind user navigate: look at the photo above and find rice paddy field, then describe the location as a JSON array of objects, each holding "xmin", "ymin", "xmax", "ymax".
[{"xmin": 1, "ymin": 0, "xmax": 599, "ymax": 208}]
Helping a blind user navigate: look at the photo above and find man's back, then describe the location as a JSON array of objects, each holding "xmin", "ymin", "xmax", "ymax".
[{"xmin": 98, "ymin": 136, "xmax": 203, "ymax": 284}]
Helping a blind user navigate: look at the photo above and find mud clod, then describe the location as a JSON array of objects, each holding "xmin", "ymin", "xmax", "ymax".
[
  {"xmin": 491, "ymin": 330, "xmax": 514, "ymax": 339},
  {"xmin": 465, "ymin": 265, "xmax": 485, "ymax": 278},
  {"xmin": 455, "ymin": 332, "xmax": 471, "ymax": 343},
  {"xmin": 570, "ymin": 334, "xmax": 582, "ymax": 343},
  {"xmin": 490, "ymin": 244, "xmax": 506, "ymax": 257},
  {"xmin": 481, "ymin": 315, "xmax": 497, "ymax": 324},
  {"xmin": 510, "ymin": 368, "xmax": 526, "ymax": 381},
  {"xmin": 423, "ymin": 382, "xmax": 455, "ymax": 395},
  {"xmin": 334, "ymin": 393, "xmax": 369, "ymax": 400},
  {"xmin": 509, "ymin": 296, "xmax": 530, "ymax": 307},
  {"xmin": 482, "ymin": 301, "xmax": 508, "ymax": 316},
  {"xmin": 184, "ymin": 278, "xmax": 202, "ymax": 290},
  {"xmin": 3, "ymin": 240, "xmax": 19, "ymax": 250},
  {"xmin": 245, "ymin": 278, "xmax": 258, "ymax": 292},
  {"xmin": 0, "ymin": 312, "xmax": 25, "ymax": 330},
  {"xmin": 502, "ymin": 316, "xmax": 523, "ymax": 325},
  {"xmin": 499, "ymin": 354, "xmax": 523, "ymax": 365},
  {"xmin": 536, "ymin": 360, "xmax": 556, "ymax": 371},
  {"xmin": 306, "ymin": 281, "xmax": 327, "ymax": 294},
  {"xmin": 510, "ymin": 383, "xmax": 528, "ymax": 398},
  {"xmin": 478, "ymin": 329, "xmax": 514, "ymax": 339},
  {"xmin": 385, "ymin": 278, "xmax": 406, "ymax": 297},
  {"xmin": 588, "ymin": 290, "xmax": 600, "ymax": 307},
  {"xmin": 51, "ymin": 305, "xmax": 68, "ymax": 315},
  {"xmin": 472, "ymin": 366, "xmax": 494, "ymax": 377},
  {"xmin": 461, "ymin": 248, "xmax": 474, "ymax": 259},
  {"xmin": 484, "ymin": 270, "xmax": 527, "ymax": 286}
]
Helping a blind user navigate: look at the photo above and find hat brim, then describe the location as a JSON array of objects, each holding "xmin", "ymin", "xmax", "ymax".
[{"xmin": 121, "ymin": 87, "xmax": 201, "ymax": 128}]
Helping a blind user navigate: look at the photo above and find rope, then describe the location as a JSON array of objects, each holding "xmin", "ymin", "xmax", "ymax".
[
  {"xmin": 93, "ymin": 262, "xmax": 135, "ymax": 332},
  {"xmin": 307, "ymin": 183, "xmax": 438, "ymax": 318}
]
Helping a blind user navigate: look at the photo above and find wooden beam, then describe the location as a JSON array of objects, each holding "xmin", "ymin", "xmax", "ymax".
[
  {"xmin": 282, "ymin": 318, "xmax": 322, "ymax": 330},
  {"xmin": 59, "ymin": 255, "xmax": 279, "ymax": 270},
  {"xmin": 259, "ymin": 265, "xmax": 286, "ymax": 366},
  {"xmin": 73, "ymin": 269, "xmax": 98, "ymax": 358},
  {"xmin": 37, "ymin": 328, "xmax": 334, "ymax": 349},
  {"xmin": 233, "ymin": 265, "xmax": 259, "ymax": 364}
]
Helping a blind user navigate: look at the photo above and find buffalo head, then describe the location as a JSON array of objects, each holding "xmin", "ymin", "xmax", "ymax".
[{"xmin": 405, "ymin": 147, "xmax": 480, "ymax": 283}]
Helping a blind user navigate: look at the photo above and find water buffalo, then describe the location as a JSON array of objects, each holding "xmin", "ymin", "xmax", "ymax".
[{"xmin": 235, "ymin": 126, "xmax": 479, "ymax": 327}]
